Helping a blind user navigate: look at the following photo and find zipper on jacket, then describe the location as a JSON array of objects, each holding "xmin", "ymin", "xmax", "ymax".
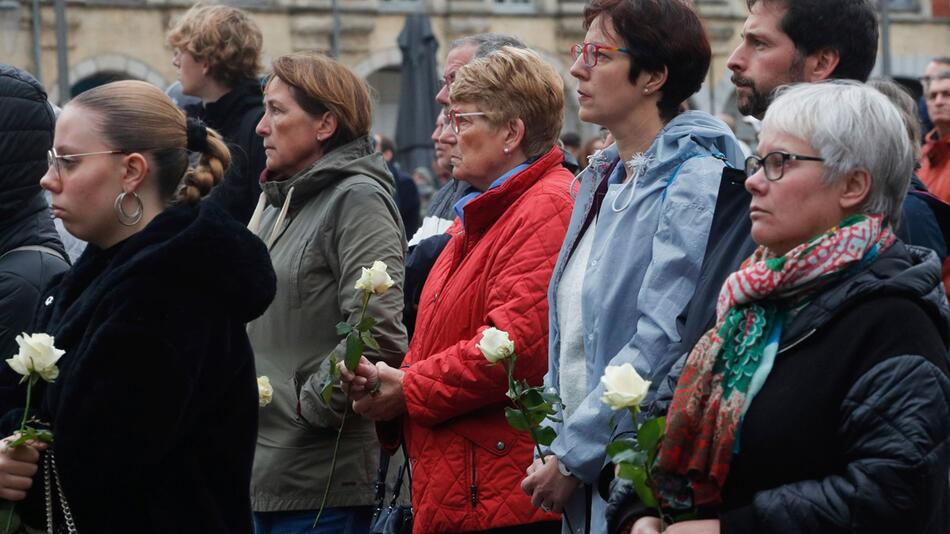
[
  {"xmin": 470, "ymin": 445, "xmax": 478, "ymax": 507},
  {"xmin": 778, "ymin": 327, "xmax": 817, "ymax": 354}
]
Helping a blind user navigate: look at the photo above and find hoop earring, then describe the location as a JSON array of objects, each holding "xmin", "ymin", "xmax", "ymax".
[{"xmin": 114, "ymin": 191, "xmax": 144, "ymax": 226}]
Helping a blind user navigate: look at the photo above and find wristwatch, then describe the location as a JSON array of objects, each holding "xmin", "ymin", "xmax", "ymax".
[{"xmin": 557, "ymin": 459, "xmax": 573, "ymax": 478}]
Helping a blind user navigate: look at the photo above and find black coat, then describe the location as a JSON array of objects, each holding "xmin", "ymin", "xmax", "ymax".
[
  {"xmin": 0, "ymin": 64, "xmax": 69, "ymax": 358},
  {"xmin": 0, "ymin": 201, "xmax": 276, "ymax": 533},
  {"xmin": 607, "ymin": 242, "xmax": 950, "ymax": 534},
  {"xmin": 186, "ymin": 78, "xmax": 267, "ymax": 224}
]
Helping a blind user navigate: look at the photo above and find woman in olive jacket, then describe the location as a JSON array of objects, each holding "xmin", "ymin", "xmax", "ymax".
[{"xmin": 247, "ymin": 53, "xmax": 408, "ymax": 532}]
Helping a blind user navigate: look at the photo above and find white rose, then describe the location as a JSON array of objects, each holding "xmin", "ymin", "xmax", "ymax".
[
  {"xmin": 600, "ymin": 363, "xmax": 651, "ymax": 410},
  {"xmin": 257, "ymin": 376, "xmax": 273, "ymax": 407},
  {"xmin": 477, "ymin": 327, "xmax": 515, "ymax": 364},
  {"xmin": 354, "ymin": 261, "xmax": 395, "ymax": 295},
  {"xmin": 5, "ymin": 333, "xmax": 64, "ymax": 383}
]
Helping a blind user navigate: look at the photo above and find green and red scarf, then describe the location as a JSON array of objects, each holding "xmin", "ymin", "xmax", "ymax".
[{"xmin": 655, "ymin": 214, "xmax": 895, "ymax": 508}]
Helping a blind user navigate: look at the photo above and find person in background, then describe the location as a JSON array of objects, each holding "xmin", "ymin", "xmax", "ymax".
[
  {"xmin": 375, "ymin": 133, "xmax": 422, "ymax": 239},
  {"xmin": 561, "ymin": 132, "xmax": 582, "ymax": 163},
  {"xmin": 341, "ymin": 46, "xmax": 574, "ymax": 534},
  {"xmin": 520, "ymin": 1, "xmax": 745, "ymax": 532},
  {"xmin": 868, "ymin": 78, "xmax": 950, "ymax": 261},
  {"xmin": 0, "ymin": 79, "xmax": 275, "ymax": 532},
  {"xmin": 920, "ymin": 71, "xmax": 950, "ymax": 200},
  {"xmin": 918, "ymin": 56, "xmax": 950, "ymax": 134},
  {"xmin": 629, "ymin": 81, "xmax": 950, "ymax": 534},
  {"xmin": 167, "ymin": 4, "xmax": 267, "ymax": 224},
  {"xmin": 247, "ymin": 52, "xmax": 407, "ymax": 534},
  {"xmin": 0, "ymin": 65, "xmax": 70, "ymax": 360},
  {"xmin": 411, "ymin": 166, "xmax": 437, "ymax": 211},
  {"xmin": 715, "ymin": 113, "xmax": 753, "ymax": 157}
]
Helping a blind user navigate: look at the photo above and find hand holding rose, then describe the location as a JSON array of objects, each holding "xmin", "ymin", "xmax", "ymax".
[
  {"xmin": 339, "ymin": 356, "xmax": 406, "ymax": 421},
  {"xmin": 0, "ymin": 437, "xmax": 45, "ymax": 502}
]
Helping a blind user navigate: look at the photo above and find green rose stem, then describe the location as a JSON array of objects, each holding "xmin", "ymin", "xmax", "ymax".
[
  {"xmin": 3, "ymin": 375, "xmax": 37, "ymax": 534},
  {"xmin": 499, "ymin": 358, "xmax": 576, "ymax": 534},
  {"xmin": 628, "ymin": 405, "xmax": 666, "ymax": 530},
  {"xmin": 313, "ymin": 291, "xmax": 371, "ymax": 528},
  {"xmin": 312, "ymin": 405, "xmax": 348, "ymax": 528}
]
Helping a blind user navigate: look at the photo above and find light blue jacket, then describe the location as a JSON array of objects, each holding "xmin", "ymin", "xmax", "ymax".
[{"xmin": 544, "ymin": 111, "xmax": 744, "ymax": 533}]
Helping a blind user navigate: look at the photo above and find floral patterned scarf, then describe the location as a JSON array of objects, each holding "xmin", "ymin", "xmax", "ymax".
[{"xmin": 655, "ymin": 214, "xmax": 895, "ymax": 508}]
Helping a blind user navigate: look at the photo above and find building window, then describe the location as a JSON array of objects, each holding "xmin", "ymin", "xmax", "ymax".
[{"xmin": 493, "ymin": 0, "xmax": 534, "ymax": 13}]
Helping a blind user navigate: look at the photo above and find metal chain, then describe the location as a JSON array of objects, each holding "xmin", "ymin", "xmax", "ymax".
[{"xmin": 43, "ymin": 449, "xmax": 77, "ymax": 534}]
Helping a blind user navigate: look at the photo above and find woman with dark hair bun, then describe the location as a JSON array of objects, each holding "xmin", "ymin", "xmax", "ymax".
[
  {"xmin": 520, "ymin": 0, "xmax": 746, "ymax": 532},
  {"xmin": 0, "ymin": 80, "xmax": 276, "ymax": 532}
]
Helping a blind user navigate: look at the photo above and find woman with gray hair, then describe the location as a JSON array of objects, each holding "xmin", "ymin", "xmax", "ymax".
[{"xmin": 615, "ymin": 82, "xmax": 950, "ymax": 533}]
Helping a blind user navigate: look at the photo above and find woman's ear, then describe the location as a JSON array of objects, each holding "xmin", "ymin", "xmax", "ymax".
[
  {"xmin": 315, "ymin": 112, "xmax": 339, "ymax": 144},
  {"xmin": 643, "ymin": 66, "xmax": 669, "ymax": 96},
  {"xmin": 504, "ymin": 118, "xmax": 526, "ymax": 154},
  {"xmin": 121, "ymin": 152, "xmax": 149, "ymax": 193},
  {"xmin": 838, "ymin": 168, "xmax": 871, "ymax": 211}
]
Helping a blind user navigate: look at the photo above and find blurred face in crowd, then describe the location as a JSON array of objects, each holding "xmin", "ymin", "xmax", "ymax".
[
  {"xmin": 172, "ymin": 48, "xmax": 210, "ymax": 98},
  {"xmin": 922, "ymin": 60, "xmax": 950, "ymax": 92},
  {"xmin": 40, "ymin": 105, "xmax": 130, "ymax": 247},
  {"xmin": 435, "ymin": 44, "xmax": 477, "ymax": 177},
  {"xmin": 745, "ymin": 128, "xmax": 852, "ymax": 256},
  {"xmin": 727, "ymin": 2, "xmax": 805, "ymax": 118},
  {"xmin": 436, "ymin": 44, "xmax": 477, "ymax": 108},
  {"xmin": 927, "ymin": 77, "xmax": 950, "ymax": 135},
  {"xmin": 568, "ymin": 15, "xmax": 640, "ymax": 131},
  {"xmin": 257, "ymin": 77, "xmax": 328, "ymax": 177},
  {"xmin": 431, "ymin": 113, "xmax": 452, "ymax": 172}
]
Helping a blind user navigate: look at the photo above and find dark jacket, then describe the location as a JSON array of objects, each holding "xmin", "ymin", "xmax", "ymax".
[
  {"xmin": 0, "ymin": 201, "xmax": 276, "ymax": 533},
  {"xmin": 387, "ymin": 160, "xmax": 421, "ymax": 239},
  {"xmin": 898, "ymin": 176, "xmax": 950, "ymax": 260},
  {"xmin": 186, "ymin": 78, "xmax": 266, "ymax": 224},
  {"xmin": 0, "ymin": 64, "xmax": 69, "ymax": 358},
  {"xmin": 608, "ymin": 242, "xmax": 950, "ymax": 534}
]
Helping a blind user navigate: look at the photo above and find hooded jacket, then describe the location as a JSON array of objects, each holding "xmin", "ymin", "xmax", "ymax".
[
  {"xmin": 186, "ymin": 78, "xmax": 266, "ymax": 224},
  {"xmin": 0, "ymin": 64, "xmax": 69, "ymax": 359},
  {"xmin": 247, "ymin": 136, "xmax": 408, "ymax": 512},
  {"xmin": 609, "ymin": 242, "xmax": 950, "ymax": 534},
  {"xmin": 544, "ymin": 111, "xmax": 745, "ymax": 534},
  {"xmin": 0, "ymin": 200, "xmax": 276, "ymax": 532}
]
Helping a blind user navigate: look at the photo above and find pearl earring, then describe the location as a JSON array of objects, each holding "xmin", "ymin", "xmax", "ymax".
[{"xmin": 504, "ymin": 146, "xmax": 510, "ymax": 154}]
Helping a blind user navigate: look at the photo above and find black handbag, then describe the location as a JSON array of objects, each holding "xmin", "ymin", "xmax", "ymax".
[{"xmin": 369, "ymin": 445, "xmax": 412, "ymax": 534}]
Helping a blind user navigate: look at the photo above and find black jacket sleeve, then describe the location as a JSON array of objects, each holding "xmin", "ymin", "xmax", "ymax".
[{"xmin": 720, "ymin": 355, "xmax": 950, "ymax": 534}]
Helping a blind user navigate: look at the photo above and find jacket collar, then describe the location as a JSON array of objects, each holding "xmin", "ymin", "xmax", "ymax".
[
  {"xmin": 460, "ymin": 144, "xmax": 564, "ymax": 235},
  {"xmin": 259, "ymin": 136, "xmax": 388, "ymax": 214},
  {"xmin": 781, "ymin": 241, "xmax": 950, "ymax": 345}
]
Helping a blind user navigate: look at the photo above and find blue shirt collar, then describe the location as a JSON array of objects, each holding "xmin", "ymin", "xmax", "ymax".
[{"xmin": 453, "ymin": 158, "xmax": 535, "ymax": 224}]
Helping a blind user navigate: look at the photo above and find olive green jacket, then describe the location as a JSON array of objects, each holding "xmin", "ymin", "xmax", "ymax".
[{"xmin": 247, "ymin": 136, "xmax": 408, "ymax": 512}]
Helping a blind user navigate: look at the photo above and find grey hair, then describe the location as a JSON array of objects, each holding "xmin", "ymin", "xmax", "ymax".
[
  {"xmin": 449, "ymin": 33, "xmax": 527, "ymax": 59},
  {"xmin": 764, "ymin": 81, "xmax": 913, "ymax": 227}
]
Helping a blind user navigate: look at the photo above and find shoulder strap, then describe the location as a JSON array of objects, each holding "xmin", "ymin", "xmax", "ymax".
[{"xmin": 0, "ymin": 245, "xmax": 66, "ymax": 264}]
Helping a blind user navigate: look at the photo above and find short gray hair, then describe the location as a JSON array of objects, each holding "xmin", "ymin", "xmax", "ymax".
[
  {"xmin": 764, "ymin": 81, "xmax": 912, "ymax": 227},
  {"xmin": 450, "ymin": 33, "xmax": 527, "ymax": 59}
]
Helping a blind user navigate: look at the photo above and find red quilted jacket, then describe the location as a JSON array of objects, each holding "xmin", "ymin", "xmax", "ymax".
[{"xmin": 381, "ymin": 145, "xmax": 574, "ymax": 533}]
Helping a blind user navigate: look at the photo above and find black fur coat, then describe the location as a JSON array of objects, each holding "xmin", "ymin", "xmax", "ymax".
[{"xmin": 0, "ymin": 201, "xmax": 276, "ymax": 532}]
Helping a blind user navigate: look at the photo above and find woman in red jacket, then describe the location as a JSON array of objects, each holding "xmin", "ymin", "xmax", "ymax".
[{"xmin": 341, "ymin": 46, "xmax": 574, "ymax": 534}]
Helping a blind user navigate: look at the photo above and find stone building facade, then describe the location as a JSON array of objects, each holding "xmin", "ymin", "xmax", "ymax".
[{"xmin": 1, "ymin": 0, "xmax": 948, "ymax": 141}]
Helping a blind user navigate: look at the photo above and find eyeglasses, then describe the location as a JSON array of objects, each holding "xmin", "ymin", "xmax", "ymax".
[
  {"xmin": 47, "ymin": 148, "xmax": 125, "ymax": 177},
  {"xmin": 447, "ymin": 110, "xmax": 487, "ymax": 134},
  {"xmin": 570, "ymin": 42, "xmax": 631, "ymax": 68},
  {"xmin": 744, "ymin": 151, "xmax": 825, "ymax": 182}
]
